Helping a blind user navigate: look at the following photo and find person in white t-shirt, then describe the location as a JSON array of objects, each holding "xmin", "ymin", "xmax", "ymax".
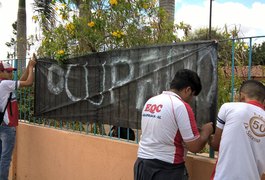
[
  {"xmin": 0, "ymin": 54, "xmax": 37, "ymax": 180},
  {"xmin": 209, "ymin": 80, "xmax": 265, "ymax": 180},
  {"xmin": 134, "ymin": 69, "xmax": 214, "ymax": 180}
]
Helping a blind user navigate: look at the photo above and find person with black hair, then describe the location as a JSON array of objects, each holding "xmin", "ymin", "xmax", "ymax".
[
  {"xmin": 0, "ymin": 54, "xmax": 36, "ymax": 180},
  {"xmin": 209, "ymin": 80, "xmax": 265, "ymax": 180},
  {"xmin": 134, "ymin": 69, "xmax": 213, "ymax": 180}
]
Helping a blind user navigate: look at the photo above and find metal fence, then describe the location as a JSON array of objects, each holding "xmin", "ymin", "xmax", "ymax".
[
  {"xmin": 228, "ymin": 36, "xmax": 265, "ymax": 101},
  {"xmin": 5, "ymin": 57, "xmax": 139, "ymax": 143},
  {"xmin": 5, "ymin": 36, "xmax": 265, "ymax": 156}
]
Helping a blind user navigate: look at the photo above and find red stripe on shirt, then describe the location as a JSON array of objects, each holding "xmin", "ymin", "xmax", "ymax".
[
  {"xmin": 174, "ymin": 130, "xmax": 184, "ymax": 164},
  {"xmin": 173, "ymin": 100, "xmax": 199, "ymax": 164},
  {"xmin": 183, "ymin": 101, "xmax": 200, "ymax": 137}
]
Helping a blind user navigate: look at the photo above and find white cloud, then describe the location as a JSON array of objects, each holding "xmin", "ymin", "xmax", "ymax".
[
  {"xmin": 175, "ymin": 1, "xmax": 265, "ymax": 41},
  {"xmin": 0, "ymin": 0, "xmax": 36, "ymax": 60},
  {"xmin": 0, "ymin": 1, "xmax": 18, "ymax": 60}
]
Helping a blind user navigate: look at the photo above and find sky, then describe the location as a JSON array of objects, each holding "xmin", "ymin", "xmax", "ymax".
[
  {"xmin": 0, "ymin": 0, "xmax": 36, "ymax": 60},
  {"xmin": 175, "ymin": 0, "xmax": 265, "ymax": 39},
  {"xmin": 0, "ymin": 0, "xmax": 265, "ymax": 60}
]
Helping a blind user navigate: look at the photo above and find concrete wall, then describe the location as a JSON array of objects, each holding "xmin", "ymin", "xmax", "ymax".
[
  {"xmin": 185, "ymin": 155, "xmax": 216, "ymax": 180},
  {"xmin": 11, "ymin": 123, "xmax": 138, "ymax": 180},
  {"xmin": 9, "ymin": 123, "xmax": 264, "ymax": 180}
]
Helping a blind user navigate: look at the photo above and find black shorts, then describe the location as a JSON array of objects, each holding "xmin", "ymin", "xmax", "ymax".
[{"xmin": 134, "ymin": 158, "xmax": 189, "ymax": 180}]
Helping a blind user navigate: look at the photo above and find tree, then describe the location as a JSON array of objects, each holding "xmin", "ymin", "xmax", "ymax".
[
  {"xmin": 17, "ymin": 0, "xmax": 27, "ymax": 70},
  {"xmin": 251, "ymin": 42, "xmax": 265, "ymax": 65},
  {"xmin": 186, "ymin": 25, "xmax": 250, "ymax": 66},
  {"xmin": 33, "ymin": 0, "xmax": 56, "ymax": 32},
  {"xmin": 185, "ymin": 25, "xmax": 252, "ymax": 107},
  {"xmin": 34, "ymin": 0, "xmax": 178, "ymax": 63},
  {"xmin": 5, "ymin": 22, "xmax": 18, "ymax": 59},
  {"xmin": 159, "ymin": 0, "xmax": 175, "ymax": 23}
]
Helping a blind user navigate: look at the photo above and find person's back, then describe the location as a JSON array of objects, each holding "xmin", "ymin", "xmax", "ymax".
[
  {"xmin": 138, "ymin": 91, "xmax": 198, "ymax": 164},
  {"xmin": 134, "ymin": 69, "xmax": 214, "ymax": 180},
  {"xmin": 214, "ymin": 101, "xmax": 265, "ymax": 180},
  {"xmin": 210, "ymin": 79, "xmax": 265, "ymax": 180}
]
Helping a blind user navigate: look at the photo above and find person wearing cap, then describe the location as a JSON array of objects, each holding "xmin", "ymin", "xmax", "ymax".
[
  {"xmin": 0, "ymin": 54, "xmax": 37, "ymax": 180},
  {"xmin": 209, "ymin": 80, "xmax": 265, "ymax": 180},
  {"xmin": 134, "ymin": 69, "xmax": 214, "ymax": 180}
]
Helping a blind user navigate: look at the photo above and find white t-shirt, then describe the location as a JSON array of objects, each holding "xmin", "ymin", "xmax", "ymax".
[
  {"xmin": 137, "ymin": 91, "xmax": 200, "ymax": 164},
  {"xmin": 0, "ymin": 80, "xmax": 20, "ymax": 125},
  {"xmin": 213, "ymin": 101, "xmax": 265, "ymax": 180}
]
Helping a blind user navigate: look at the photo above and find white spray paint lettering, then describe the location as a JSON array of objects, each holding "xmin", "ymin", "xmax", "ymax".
[
  {"xmin": 46, "ymin": 46, "xmax": 215, "ymax": 110},
  {"xmin": 47, "ymin": 65, "xmax": 64, "ymax": 95},
  {"xmin": 47, "ymin": 62, "xmax": 106, "ymax": 105}
]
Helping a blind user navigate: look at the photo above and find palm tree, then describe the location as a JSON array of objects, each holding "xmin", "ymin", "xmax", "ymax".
[
  {"xmin": 159, "ymin": 0, "xmax": 175, "ymax": 23},
  {"xmin": 17, "ymin": 0, "xmax": 27, "ymax": 70},
  {"xmin": 33, "ymin": 0, "xmax": 55, "ymax": 32}
]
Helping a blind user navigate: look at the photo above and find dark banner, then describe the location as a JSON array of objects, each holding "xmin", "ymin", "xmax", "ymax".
[{"xmin": 34, "ymin": 40, "xmax": 218, "ymax": 129}]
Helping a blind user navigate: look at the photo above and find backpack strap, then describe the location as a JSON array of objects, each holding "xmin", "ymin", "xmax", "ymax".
[{"xmin": 2, "ymin": 92, "xmax": 12, "ymax": 115}]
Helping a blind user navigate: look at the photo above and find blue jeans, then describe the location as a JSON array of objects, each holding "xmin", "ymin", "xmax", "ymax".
[{"xmin": 0, "ymin": 126, "xmax": 16, "ymax": 180}]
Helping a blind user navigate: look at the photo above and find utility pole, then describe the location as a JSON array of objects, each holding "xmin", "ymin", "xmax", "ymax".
[{"xmin": 209, "ymin": 0, "xmax": 213, "ymax": 39}]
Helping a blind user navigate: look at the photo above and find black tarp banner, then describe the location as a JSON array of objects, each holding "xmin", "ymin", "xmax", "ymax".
[{"xmin": 34, "ymin": 40, "xmax": 218, "ymax": 129}]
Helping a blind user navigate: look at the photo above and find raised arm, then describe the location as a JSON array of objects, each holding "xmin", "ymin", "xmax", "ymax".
[
  {"xmin": 19, "ymin": 53, "xmax": 37, "ymax": 88},
  {"xmin": 20, "ymin": 53, "xmax": 36, "ymax": 81}
]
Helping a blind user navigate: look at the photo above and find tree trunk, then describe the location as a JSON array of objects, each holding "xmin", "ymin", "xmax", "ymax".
[
  {"xmin": 78, "ymin": 1, "xmax": 95, "ymax": 52},
  {"xmin": 17, "ymin": 0, "xmax": 27, "ymax": 71},
  {"xmin": 159, "ymin": 0, "xmax": 175, "ymax": 23}
]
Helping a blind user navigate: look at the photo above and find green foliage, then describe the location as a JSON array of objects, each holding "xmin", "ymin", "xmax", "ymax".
[
  {"xmin": 176, "ymin": 21, "xmax": 191, "ymax": 39},
  {"xmin": 217, "ymin": 66, "xmax": 231, "ymax": 108},
  {"xmin": 35, "ymin": 0, "xmax": 178, "ymax": 63},
  {"xmin": 186, "ymin": 25, "xmax": 255, "ymax": 107},
  {"xmin": 17, "ymin": 86, "xmax": 34, "ymax": 120},
  {"xmin": 5, "ymin": 22, "xmax": 18, "ymax": 59},
  {"xmin": 186, "ymin": 25, "xmax": 250, "ymax": 67},
  {"xmin": 217, "ymin": 65, "xmax": 243, "ymax": 108},
  {"xmin": 252, "ymin": 42, "xmax": 265, "ymax": 65},
  {"xmin": 14, "ymin": 69, "xmax": 34, "ymax": 121},
  {"xmin": 5, "ymin": 21, "xmax": 35, "ymax": 60}
]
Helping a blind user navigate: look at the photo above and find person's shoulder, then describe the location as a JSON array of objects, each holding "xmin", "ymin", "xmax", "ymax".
[
  {"xmin": 222, "ymin": 102, "xmax": 243, "ymax": 106},
  {"xmin": 149, "ymin": 92, "xmax": 166, "ymax": 100},
  {"xmin": 176, "ymin": 100, "xmax": 192, "ymax": 112},
  {"xmin": 0, "ymin": 80, "xmax": 15, "ymax": 85},
  {"xmin": 220, "ymin": 102, "xmax": 247, "ymax": 111},
  {"xmin": 0, "ymin": 80, "xmax": 17, "ymax": 90}
]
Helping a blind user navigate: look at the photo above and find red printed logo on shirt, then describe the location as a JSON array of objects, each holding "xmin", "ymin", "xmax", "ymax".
[{"xmin": 144, "ymin": 104, "xmax": 163, "ymax": 114}]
